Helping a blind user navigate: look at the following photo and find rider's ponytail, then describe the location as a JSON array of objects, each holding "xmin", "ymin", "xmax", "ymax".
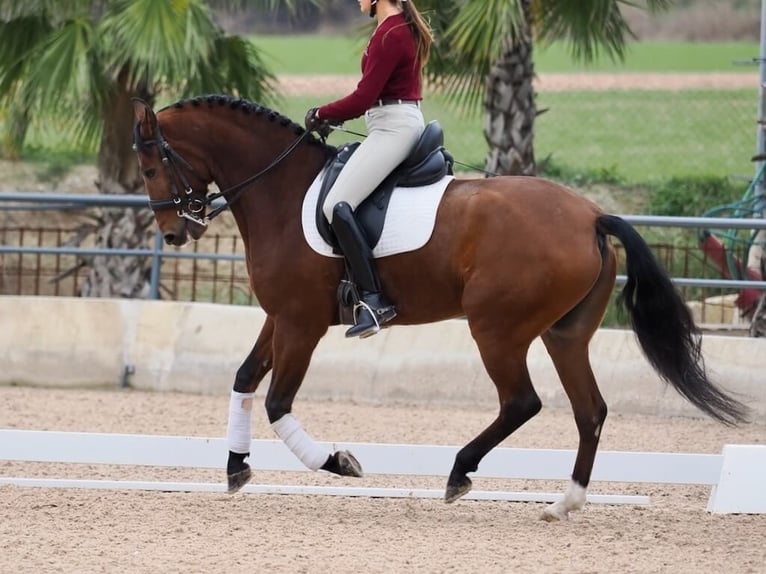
[{"xmin": 401, "ymin": 0, "xmax": 432, "ymax": 67}]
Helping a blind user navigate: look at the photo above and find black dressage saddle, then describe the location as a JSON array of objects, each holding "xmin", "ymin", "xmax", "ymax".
[{"xmin": 314, "ymin": 120, "xmax": 454, "ymax": 252}]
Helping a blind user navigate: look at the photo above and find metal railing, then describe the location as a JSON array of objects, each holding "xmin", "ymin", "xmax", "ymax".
[{"xmin": 2, "ymin": 192, "xmax": 766, "ymax": 300}]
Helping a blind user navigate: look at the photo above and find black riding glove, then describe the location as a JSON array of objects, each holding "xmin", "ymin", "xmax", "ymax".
[{"xmin": 304, "ymin": 107, "xmax": 332, "ymax": 140}]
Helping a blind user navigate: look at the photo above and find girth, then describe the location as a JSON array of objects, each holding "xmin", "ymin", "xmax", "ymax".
[{"xmin": 315, "ymin": 120, "xmax": 454, "ymax": 250}]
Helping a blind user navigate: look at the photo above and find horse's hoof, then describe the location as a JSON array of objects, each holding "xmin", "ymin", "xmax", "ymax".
[
  {"xmin": 320, "ymin": 450, "xmax": 364, "ymax": 477},
  {"xmin": 540, "ymin": 502, "xmax": 569, "ymax": 522},
  {"xmin": 227, "ymin": 467, "xmax": 252, "ymax": 494},
  {"xmin": 444, "ymin": 476, "xmax": 472, "ymax": 503},
  {"xmin": 336, "ymin": 450, "xmax": 364, "ymax": 477},
  {"xmin": 540, "ymin": 510, "xmax": 563, "ymax": 522}
]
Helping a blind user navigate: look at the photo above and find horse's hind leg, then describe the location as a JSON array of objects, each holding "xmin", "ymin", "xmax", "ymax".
[
  {"xmin": 227, "ymin": 315, "xmax": 275, "ymax": 493},
  {"xmin": 540, "ymin": 331, "xmax": 606, "ymax": 521},
  {"xmin": 538, "ymin": 248, "xmax": 616, "ymax": 521},
  {"xmin": 445, "ymin": 327, "xmax": 541, "ymax": 502}
]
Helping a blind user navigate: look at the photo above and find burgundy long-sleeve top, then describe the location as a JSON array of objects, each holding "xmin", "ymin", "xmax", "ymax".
[{"xmin": 317, "ymin": 13, "xmax": 421, "ymax": 122}]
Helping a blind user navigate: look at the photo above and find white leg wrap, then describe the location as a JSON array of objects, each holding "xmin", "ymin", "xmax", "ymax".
[
  {"xmin": 227, "ymin": 391, "xmax": 254, "ymax": 454},
  {"xmin": 271, "ymin": 413, "xmax": 331, "ymax": 471}
]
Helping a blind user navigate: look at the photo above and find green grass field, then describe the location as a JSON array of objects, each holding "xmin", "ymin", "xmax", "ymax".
[
  {"xmin": 20, "ymin": 86, "xmax": 754, "ymax": 185},
  {"xmin": 534, "ymin": 89, "xmax": 754, "ymax": 182},
  {"xmin": 12, "ymin": 36, "xmax": 759, "ymax": 186},
  {"xmin": 250, "ymin": 35, "xmax": 760, "ymax": 74},
  {"xmin": 267, "ymin": 88, "xmax": 754, "ymax": 184},
  {"xmin": 532, "ymin": 41, "xmax": 757, "ymax": 73},
  {"xmin": 186, "ymin": 36, "xmax": 762, "ymax": 182}
]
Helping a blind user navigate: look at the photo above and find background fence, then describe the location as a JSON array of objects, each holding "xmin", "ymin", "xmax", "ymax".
[{"xmin": 1, "ymin": 194, "xmax": 765, "ymax": 329}]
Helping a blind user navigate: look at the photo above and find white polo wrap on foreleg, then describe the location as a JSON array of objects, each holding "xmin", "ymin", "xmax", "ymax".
[
  {"xmin": 227, "ymin": 391, "xmax": 254, "ymax": 454},
  {"xmin": 271, "ymin": 413, "xmax": 331, "ymax": 471}
]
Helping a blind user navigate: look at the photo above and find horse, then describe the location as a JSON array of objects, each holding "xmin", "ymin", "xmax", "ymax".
[{"xmin": 132, "ymin": 95, "xmax": 748, "ymax": 521}]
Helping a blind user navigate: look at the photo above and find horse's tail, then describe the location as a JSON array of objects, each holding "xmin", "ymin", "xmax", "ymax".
[{"xmin": 596, "ymin": 214, "xmax": 749, "ymax": 426}]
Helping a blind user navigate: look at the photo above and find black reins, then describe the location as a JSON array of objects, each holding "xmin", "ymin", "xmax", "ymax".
[{"xmin": 133, "ymin": 121, "xmax": 310, "ymax": 226}]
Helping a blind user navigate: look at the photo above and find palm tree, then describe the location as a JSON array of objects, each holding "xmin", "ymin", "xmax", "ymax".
[
  {"xmin": 0, "ymin": 0, "xmax": 305, "ymax": 297},
  {"xmin": 418, "ymin": 0, "xmax": 673, "ymax": 176}
]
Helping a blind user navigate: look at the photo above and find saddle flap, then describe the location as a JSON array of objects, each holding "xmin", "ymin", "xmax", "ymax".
[{"xmin": 315, "ymin": 142, "xmax": 361, "ymax": 248}]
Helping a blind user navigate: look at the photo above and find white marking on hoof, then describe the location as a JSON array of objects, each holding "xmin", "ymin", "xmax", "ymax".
[{"xmin": 540, "ymin": 480, "xmax": 587, "ymax": 522}]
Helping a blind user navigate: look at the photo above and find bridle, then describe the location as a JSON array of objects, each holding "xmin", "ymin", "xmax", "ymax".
[{"xmin": 132, "ymin": 121, "xmax": 310, "ymax": 227}]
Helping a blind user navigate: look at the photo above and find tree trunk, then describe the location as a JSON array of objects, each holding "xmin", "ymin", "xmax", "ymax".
[
  {"xmin": 2, "ymin": 103, "xmax": 29, "ymax": 160},
  {"xmin": 483, "ymin": 35, "xmax": 536, "ymax": 176},
  {"xmin": 78, "ymin": 74, "xmax": 156, "ymax": 298}
]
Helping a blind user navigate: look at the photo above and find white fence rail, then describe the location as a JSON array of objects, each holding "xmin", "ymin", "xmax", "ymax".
[{"xmin": 1, "ymin": 430, "xmax": 764, "ymax": 513}]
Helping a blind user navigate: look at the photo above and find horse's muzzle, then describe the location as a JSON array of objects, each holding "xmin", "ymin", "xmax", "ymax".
[
  {"xmin": 163, "ymin": 229, "xmax": 187, "ymax": 246},
  {"xmin": 162, "ymin": 218, "xmax": 205, "ymax": 246}
]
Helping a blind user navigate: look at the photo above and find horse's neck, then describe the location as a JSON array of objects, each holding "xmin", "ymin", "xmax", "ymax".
[
  {"xmin": 166, "ymin": 105, "xmax": 328, "ymax": 252},
  {"xmin": 215, "ymin": 140, "xmax": 325, "ymax": 247}
]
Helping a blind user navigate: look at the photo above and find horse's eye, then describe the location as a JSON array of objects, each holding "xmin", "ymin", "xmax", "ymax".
[{"xmin": 144, "ymin": 168, "xmax": 157, "ymax": 179}]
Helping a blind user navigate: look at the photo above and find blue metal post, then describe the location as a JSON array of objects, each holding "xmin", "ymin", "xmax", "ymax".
[{"xmin": 149, "ymin": 229, "xmax": 164, "ymax": 299}]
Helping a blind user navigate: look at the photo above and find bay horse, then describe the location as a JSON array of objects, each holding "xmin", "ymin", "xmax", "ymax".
[{"xmin": 132, "ymin": 95, "xmax": 747, "ymax": 521}]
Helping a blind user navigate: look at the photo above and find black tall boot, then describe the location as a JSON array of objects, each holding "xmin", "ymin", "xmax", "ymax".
[{"xmin": 331, "ymin": 201, "xmax": 397, "ymax": 338}]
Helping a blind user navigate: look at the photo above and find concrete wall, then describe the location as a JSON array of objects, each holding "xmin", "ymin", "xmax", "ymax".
[{"xmin": 1, "ymin": 296, "xmax": 763, "ymax": 421}]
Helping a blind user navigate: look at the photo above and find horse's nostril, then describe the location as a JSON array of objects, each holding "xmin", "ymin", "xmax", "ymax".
[{"xmin": 164, "ymin": 233, "xmax": 176, "ymax": 245}]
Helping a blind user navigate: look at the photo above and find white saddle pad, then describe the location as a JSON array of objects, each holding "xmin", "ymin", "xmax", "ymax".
[{"xmin": 301, "ymin": 169, "xmax": 453, "ymax": 258}]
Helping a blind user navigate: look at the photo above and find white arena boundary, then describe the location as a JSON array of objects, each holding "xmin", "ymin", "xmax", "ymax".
[{"xmin": 1, "ymin": 430, "xmax": 764, "ymax": 513}]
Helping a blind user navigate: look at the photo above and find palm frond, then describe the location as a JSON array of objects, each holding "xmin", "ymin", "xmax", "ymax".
[
  {"xmin": 536, "ymin": 0, "xmax": 640, "ymax": 62},
  {"xmin": 0, "ymin": 0, "xmax": 89, "ymax": 21},
  {"xmin": 0, "ymin": 15, "xmax": 52, "ymax": 96},
  {"xmin": 100, "ymin": 0, "xmax": 218, "ymax": 90},
  {"xmin": 182, "ymin": 35, "xmax": 278, "ymax": 105},
  {"xmin": 424, "ymin": 0, "xmax": 527, "ymax": 114},
  {"xmin": 23, "ymin": 17, "xmax": 104, "ymax": 109}
]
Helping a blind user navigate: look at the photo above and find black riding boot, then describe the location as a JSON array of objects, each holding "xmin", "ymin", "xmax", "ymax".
[{"xmin": 331, "ymin": 201, "xmax": 397, "ymax": 338}]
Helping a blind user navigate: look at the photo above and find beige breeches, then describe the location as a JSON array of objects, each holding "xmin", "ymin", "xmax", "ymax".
[{"xmin": 322, "ymin": 103, "xmax": 424, "ymax": 223}]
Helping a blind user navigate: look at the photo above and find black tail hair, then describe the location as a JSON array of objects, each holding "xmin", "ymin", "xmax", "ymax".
[{"xmin": 597, "ymin": 214, "xmax": 749, "ymax": 425}]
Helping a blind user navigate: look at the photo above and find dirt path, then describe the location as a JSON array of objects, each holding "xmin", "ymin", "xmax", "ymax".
[{"xmin": 1, "ymin": 386, "xmax": 764, "ymax": 574}]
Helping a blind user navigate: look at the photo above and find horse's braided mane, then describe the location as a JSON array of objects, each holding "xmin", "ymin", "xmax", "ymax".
[{"xmin": 160, "ymin": 94, "xmax": 332, "ymax": 150}]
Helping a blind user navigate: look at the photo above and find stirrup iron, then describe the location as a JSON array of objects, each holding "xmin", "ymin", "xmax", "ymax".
[{"xmin": 346, "ymin": 297, "xmax": 396, "ymax": 339}]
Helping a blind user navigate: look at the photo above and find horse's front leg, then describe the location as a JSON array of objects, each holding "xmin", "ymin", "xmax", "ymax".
[
  {"xmin": 226, "ymin": 315, "xmax": 275, "ymax": 493},
  {"xmin": 265, "ymin": 318, "xmax": 363, "ymax": 478}
]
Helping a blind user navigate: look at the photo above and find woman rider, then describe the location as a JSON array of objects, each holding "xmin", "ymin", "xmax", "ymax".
[{"xmin": 305, "ymin": 0, "xmax": 433, "ymax": 338}]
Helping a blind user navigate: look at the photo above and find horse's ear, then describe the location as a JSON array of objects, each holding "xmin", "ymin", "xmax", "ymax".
[{"xmin": 132, "ymin": 98, "xmax": 157, "ymax": 137}]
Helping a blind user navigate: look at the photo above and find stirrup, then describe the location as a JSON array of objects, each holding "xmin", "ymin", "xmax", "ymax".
[{"xmin": 346, "ymin": 300, "xmax": 396, "ymax": 339}]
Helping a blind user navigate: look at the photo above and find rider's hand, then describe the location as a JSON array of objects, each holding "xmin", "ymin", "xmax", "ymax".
[{"xmin": 304, "ymin": 107, "xmax": 332, "ymax": 140}]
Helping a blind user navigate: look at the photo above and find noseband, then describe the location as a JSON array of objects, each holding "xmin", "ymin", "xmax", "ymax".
[{"xmin": 133, "ymin": 121, "xmax": 309, "ymax": 226}]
